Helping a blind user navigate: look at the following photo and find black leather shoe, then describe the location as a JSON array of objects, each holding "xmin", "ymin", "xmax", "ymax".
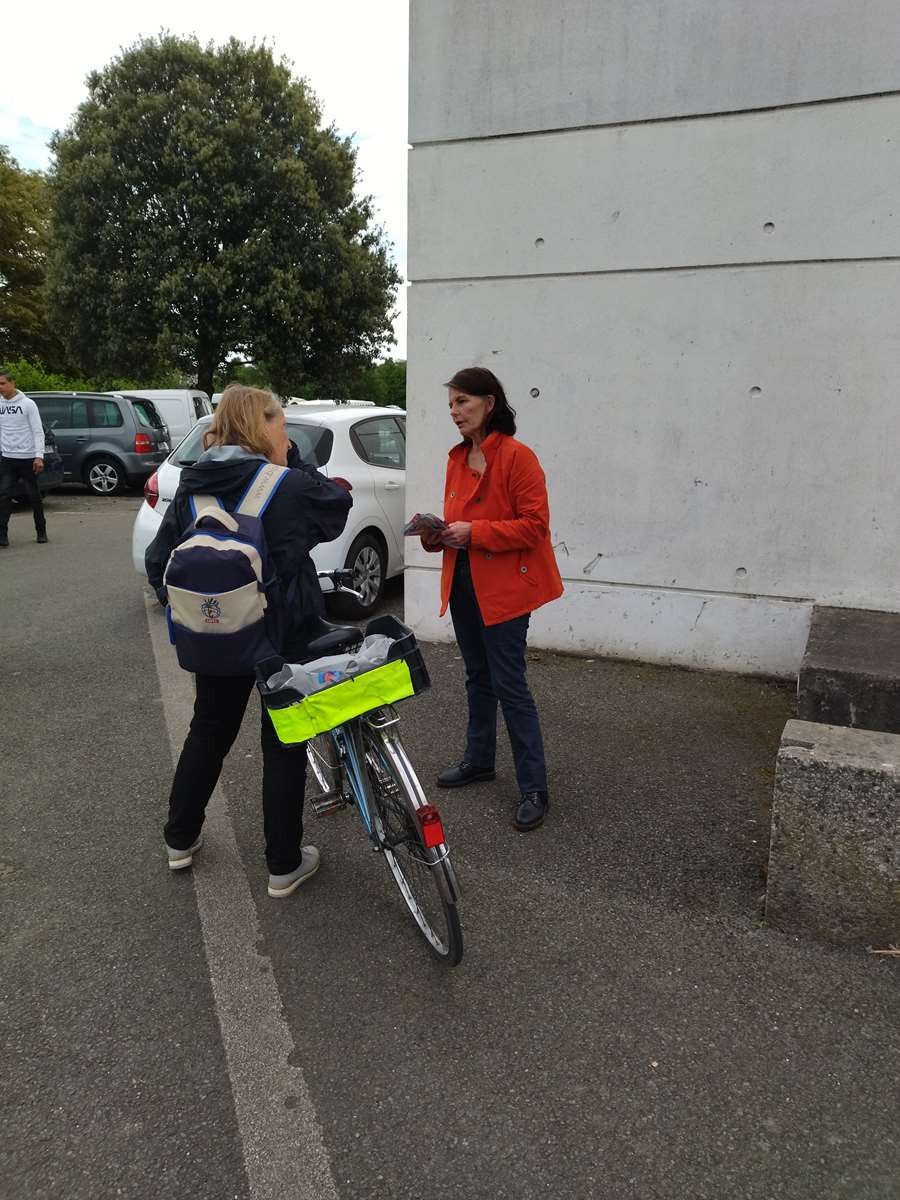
[
  {"xmin": 0, "ymin": 534, "xmax": 8, "ymax": 548},
  {"xmin": 436, "ymin": 760, "xmax": 496, "ymax": 788},
  {"xmin": 36, "ymin": 532, "xmax": 48, "ymax": 544},
  {"xmin": 514, "ymin": 791, "xmax": 549, "ymax": 832}
]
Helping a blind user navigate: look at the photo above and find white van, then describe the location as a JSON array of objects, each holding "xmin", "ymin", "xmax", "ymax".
[{"xmin": 115, "ymin": 389, "xmax": 212, "ymax": 443}]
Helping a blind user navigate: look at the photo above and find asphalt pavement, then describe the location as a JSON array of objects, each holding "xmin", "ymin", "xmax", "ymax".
[{"xmin": 2, "ymin": 491, "xmax": 898, "ymax": 1200}]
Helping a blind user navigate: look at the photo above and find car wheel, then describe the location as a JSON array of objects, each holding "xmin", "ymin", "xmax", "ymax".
[
  {"xmin": 332, "ymin": 532, "xmax": 387, "ymax": 619},
  {"xmin": 85, "ymin": 456, "xmax": 127, "ymax": 496}
]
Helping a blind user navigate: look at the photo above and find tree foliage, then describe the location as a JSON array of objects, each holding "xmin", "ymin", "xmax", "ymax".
[
  {"xmin": 346, "ymin": 358, "xmax": 406, "ymax": 408},
  {"xmin": 48, "ymin": 34, "xmax": 400, "ymax": 395},
  {"xmin": 0, "ymin": 355, "xmax": 177, "ymax": 395},
  {"xmin": 0, "ymin": 147, "xmax": 63, "ymax": 366}
]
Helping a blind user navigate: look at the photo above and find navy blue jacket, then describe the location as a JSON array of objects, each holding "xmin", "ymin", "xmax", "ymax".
[{"xmin": 145, "ymin": 446, "xmax": 352, "ymax": 656}]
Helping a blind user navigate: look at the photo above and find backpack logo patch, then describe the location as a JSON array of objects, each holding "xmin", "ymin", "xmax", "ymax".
[{"xmin": 200, "ymin": 596, "xmax": 222, "ymax": 623}]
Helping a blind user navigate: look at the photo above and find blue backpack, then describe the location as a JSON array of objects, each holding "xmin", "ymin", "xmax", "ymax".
[{"xmin": 163, "ymin": 463, "xmax": 292, "ymax": 676}]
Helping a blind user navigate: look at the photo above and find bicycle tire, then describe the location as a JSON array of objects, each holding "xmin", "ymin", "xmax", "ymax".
[{"xmin": 363, "ymin": 724, "xmax": 463, "ymax": 966}]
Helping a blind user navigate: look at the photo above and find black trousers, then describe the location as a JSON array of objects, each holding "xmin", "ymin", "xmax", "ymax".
[
  {"xmin": 164, "ymin": 674, "xmax": 307, "ymax": 875},
  {"xmin": 449, "ymin": 552, "xmax": 548, "ymax": 795},
  {"xmin": 0, "ymin": 456, "xmax": 46, "ymax": 535}
]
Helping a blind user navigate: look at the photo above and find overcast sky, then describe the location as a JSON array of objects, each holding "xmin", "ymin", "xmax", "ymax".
[{"xmin": 0, "ymin": 0, "xmax": 410, "ymax": 358}]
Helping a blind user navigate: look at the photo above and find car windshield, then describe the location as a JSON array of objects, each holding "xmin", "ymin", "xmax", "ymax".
[
  {"xmin": 171, "ymin": 418, "xmax": 333, "ymax": 467},
  {"xmin": 129, "ymin": 399, "xmax": 165, "ymax": 430}
]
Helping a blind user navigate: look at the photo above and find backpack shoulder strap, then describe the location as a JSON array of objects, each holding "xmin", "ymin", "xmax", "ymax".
[
  {"xmin": 235, "ymin": 463, "xmax": 290, "ymax": 519},
  {"xmin": 189, "ymin": 493, "xmax": 225, "ymax": 519}
]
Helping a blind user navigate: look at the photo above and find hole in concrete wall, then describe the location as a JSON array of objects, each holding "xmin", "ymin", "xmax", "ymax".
[
  {"xmin": 763, "ymin": 222, "xmax": 775, "ymax": 233},
  {"xmin": 534, "ymin": 237, "xmax": 545, "ymax": 248},
  {"xmin": 749, "ymin": 386, "xmax": 762, "ymax": 397},
  {"xmin": 736, "ymin": 567, "xmax": 748, "ymax": 578},
  {"xmin": 530, "ymin": 387, "xmax": 540, "ymax": 398}
]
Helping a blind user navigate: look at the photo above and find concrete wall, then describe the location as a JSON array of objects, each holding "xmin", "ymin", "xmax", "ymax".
[{"xmin": 406, "ymin": 1, "xmax": 900, "ymax": 676}]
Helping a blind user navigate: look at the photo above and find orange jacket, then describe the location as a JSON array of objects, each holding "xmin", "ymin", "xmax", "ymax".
[{"xmin": 424, "ymin": 432, "xmax": 564, "ymax": 626}]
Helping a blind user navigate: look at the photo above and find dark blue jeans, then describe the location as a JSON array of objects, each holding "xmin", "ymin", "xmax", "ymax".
[{"xmin": 449, "ymin": 553, "xmax": 548, "ymax": 795}]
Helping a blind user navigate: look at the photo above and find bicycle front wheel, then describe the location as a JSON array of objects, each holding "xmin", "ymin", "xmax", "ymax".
[{"xmin": 363, "ymin": 724, "xmax": 463, "ymax": 966}]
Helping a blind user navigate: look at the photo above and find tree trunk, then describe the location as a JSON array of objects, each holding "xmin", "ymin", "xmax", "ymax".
[{"xmin": 195, "ymin": 346, "xmax": 218, "ymax": 398}]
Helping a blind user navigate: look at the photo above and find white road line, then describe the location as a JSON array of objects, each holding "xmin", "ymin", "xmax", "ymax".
[{"xmin": 145, "ymin": 596, "xmax": 339, "ymax": 1200}]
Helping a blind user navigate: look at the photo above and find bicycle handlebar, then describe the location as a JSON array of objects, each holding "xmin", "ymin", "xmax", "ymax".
[{"xmin": 317, "ymin": 568, "xmax": 362, "ymax": 600}]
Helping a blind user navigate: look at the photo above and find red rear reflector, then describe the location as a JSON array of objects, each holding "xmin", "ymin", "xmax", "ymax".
[
  {"xmin": 417, "ymin": 804, "xmax": 445, "ymax": 849},
  {"xmin": 144, "ymin": 471, "xmax": 159, "ymax": 509},
  {"xmin": 134, "ymin": 431, "xmax": 153, "ymax": 453},
  {"xmin": 331, "ymin": 476, "xmax": 353, "ymax": 491}
]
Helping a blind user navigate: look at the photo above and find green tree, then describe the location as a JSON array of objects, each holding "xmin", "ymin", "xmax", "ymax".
[
  {"xmin": 215, "ymin": 359, "xmax": 272, "ymax": 392},
  {"xmin": 48, "ymin": 34, "xmax": 400, "ymax": 395},
  {"xmin": 346, "ymin": 358, "xmax": 406, "ymax": 408},
  {"xmin": 0, "ymin": 147, "xmax": 63, "ymax": 366}
]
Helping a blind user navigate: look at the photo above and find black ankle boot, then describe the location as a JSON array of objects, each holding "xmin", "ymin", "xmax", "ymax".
[
  {"xmin": 436, "ymin": 760, "xmax": 496, "ymax": 788},
  {"xmin": 514, "ymin": 791, "xmax": 549, "ymax": 832}
]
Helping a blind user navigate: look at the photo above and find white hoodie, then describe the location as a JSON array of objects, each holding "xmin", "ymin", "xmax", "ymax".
[{"xmin": 0, "ymin": 391, "xmax": 45, "ymax": 459}]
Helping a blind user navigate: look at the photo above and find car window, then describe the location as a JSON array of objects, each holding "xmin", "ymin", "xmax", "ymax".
[
  {"xmin": 193, "ymin": 396, "xmax": 206, "ymax": 419},
  {"xmin": 90, "ymin": 399, "xmax": 124, "ymax": 428},
  {"xmin": 131, "ymin": 399, "xmax": 164, "ymax": 430},
  {"xmin": 171, "ymin": 421, "xmax": 210, "ymax": 465},
  {"xmin": 33, "ymin": 398, "xmax": 72, "ymax": 429},
  {"xmin": 32, "ymin": 397, "xmax": 91, "ymax": 428},
  {"xmin": 350, "ymin": 417, "xmax": 406, "ymax": 469},
  {"xmin": 172, "ymin": 418, "xmax": 333, "ymax": 467},
  {"xmin": 286, "ymin": 422, "xmax": 334, "ymax": 467}
]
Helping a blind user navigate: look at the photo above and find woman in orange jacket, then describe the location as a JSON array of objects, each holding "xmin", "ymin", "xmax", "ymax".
[{"xmin": 422, "ymin": 367, "xmax": 563, "ymax": 831}]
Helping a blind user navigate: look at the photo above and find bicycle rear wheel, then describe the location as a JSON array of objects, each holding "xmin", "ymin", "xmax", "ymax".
[{"xmin": 363, "ymin": 724, "xmax": 463, "ymax": 966}]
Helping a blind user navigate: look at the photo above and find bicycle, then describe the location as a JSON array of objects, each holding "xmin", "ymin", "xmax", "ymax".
[{"xmin": 256, "ymin": 570, "xmax": 463, "ymax": 966}]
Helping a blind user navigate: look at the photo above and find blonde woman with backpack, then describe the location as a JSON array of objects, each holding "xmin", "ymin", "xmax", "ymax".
[{"xmin": 146, "ymin": 386, "xmax": 352, "ymax": 896}]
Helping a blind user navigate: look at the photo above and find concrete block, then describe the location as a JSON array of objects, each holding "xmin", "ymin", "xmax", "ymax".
[
  {"xmin": 410, "ymin": 96, "xmax": 900, "ymax": 283},
  {"xmin": 405, "ymin": 565, "xmax": 811, "ymax": 678},
  {"xmin": 410, "ymin": 0, "xmax": 900, "ymax": 142},
  {"xmin": 766, "ymin": 720, "xmax": 900, "ymax": 944},
  {"xmin": 798, "ymin": 606, "xmax": 900, "ymax": 734},
  {"xmin": 407, "ymin": 264, "xmax": 900, "ymax": 613}
]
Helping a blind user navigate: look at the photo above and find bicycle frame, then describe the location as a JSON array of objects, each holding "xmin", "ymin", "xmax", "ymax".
[{"xmin": 311, "ymin": 708, "xmax": 460, "ymax": 908}]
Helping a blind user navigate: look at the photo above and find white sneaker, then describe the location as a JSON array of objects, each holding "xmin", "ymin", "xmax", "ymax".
[
  {"xmin": 268, "ymin": 846, "xmax": 321, "ymax": 897},
  {"xmin": 166, "ymin": 837, "xmax": 202, "ymax": 870}
]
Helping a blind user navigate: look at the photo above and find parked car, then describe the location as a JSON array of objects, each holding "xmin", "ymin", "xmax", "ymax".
[
  {"xmin": 132, "ymin": 405, "xmax": 406, "ymax": 617},
  {"xmin": 117, "ymin": 389, "xmax": 212, "ymax": 443},
  {"xmin": 27, "ymin": 392, "xmax": 171, "ymax": 495},
  {"xmin": 11, "ymin": 426, "xmax": 64, "ymax": 502}
]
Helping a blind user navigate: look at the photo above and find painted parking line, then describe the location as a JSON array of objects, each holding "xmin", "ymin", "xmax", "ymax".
[{"xmin": 145, "ymin": 596, "xmax": 339, "ymax": 1200}]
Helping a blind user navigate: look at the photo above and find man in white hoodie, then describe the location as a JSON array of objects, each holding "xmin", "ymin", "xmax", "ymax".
[{"xmin": 0, "ymin": 369, "xmax": 47, "ymax": 547}]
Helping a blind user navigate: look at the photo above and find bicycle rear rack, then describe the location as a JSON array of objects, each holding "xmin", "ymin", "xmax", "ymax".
[{"xmin": 364, "ymin": 706, "xmax": 400, "ymax": 730}]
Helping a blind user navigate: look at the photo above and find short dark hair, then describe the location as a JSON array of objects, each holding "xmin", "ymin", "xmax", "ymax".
[
  {"xmin": 0, "ymin": 368, "xmax": 13, "ymax": 382},
  {"xmin": 444, "ymin": 366, "xmax": 516, "ymax": 437}
]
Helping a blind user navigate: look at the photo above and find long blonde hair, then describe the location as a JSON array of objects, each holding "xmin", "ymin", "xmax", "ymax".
[{"xmin": 203, "ymin": 385, "xmax": 281, "ymax": 456}]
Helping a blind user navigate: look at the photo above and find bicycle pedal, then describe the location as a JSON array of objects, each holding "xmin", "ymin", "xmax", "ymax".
[{"xmin": 312, "ymin": 794, "xmax": 347, "ymax": 817}]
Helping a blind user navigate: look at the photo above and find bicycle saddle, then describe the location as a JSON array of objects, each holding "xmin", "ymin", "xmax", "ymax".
[{"xmin": 300, "ymin": 616, "xmax": 362, "ymax": 660}]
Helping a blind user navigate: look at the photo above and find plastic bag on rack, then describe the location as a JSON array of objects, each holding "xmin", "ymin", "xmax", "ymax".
[{"xmin": 267, "ymin": 633, "xmax": 396, "ymax": 696}]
